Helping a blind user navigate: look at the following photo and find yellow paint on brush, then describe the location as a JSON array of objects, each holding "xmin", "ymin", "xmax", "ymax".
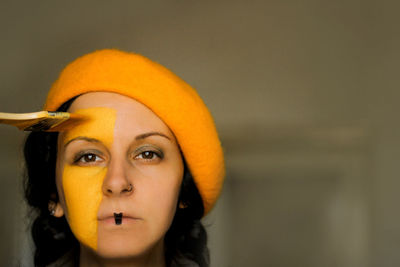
[{"xmin": 62, "ymin": 107, "xmax": 116, "ymax": 250}]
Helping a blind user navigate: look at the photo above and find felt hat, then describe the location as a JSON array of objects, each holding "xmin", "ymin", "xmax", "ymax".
[{"xmin": 44, "ymin": 49, "xmax": 225, "ymax": 215}]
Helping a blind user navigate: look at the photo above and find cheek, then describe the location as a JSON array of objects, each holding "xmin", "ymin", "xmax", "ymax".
[
  {"xmin": 62, "ymin": 165, "xmax": 107, "ymax": 251},
  {"xmin": 142, "ymin": 165, "xmax": 183, "ymax": 226}
]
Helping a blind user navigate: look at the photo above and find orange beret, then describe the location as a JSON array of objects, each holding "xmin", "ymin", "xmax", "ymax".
[{"xmin": 44, "ymin": 49, "xmax": 225, "ymax": 215}]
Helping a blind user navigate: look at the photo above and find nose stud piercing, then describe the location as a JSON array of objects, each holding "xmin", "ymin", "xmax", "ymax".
[
  {"xmin": 114, "ymin": 212, "xmax": 123, "ymax": 225},
  {"xmin": 127, "ymin": 184, "xmax": 133, "ymax": 192}
]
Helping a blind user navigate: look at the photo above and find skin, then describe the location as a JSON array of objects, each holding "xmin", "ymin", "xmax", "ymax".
[{"xmin": 54, "ymin": 92, "xmax": 184, "ymax": 267}]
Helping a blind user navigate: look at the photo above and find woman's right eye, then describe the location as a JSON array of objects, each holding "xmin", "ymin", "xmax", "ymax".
[{"xmin": 74, "ymin": 153, "xmax": 103, "ymax": 165}]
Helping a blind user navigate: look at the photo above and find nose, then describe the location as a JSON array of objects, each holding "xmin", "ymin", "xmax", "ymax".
[{"xmin": 102, "ymin": 158, "xmax": 133, "ymax": 197}]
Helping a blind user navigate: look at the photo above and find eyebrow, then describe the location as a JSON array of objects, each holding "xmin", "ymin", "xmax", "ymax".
[
  {"xmin": 135, "ymin": 132, "xmax": 171, "ymax": 141},
  {"xmin": 64, "ymin": 132, "xmax": 171, "ymax": 148},
  {"xmin": 64, "ymin": 136, "xmax": 101, "ymax": 148}
]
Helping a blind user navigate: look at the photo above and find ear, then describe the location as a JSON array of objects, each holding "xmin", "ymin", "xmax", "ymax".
[{"xmin": 48, "ymin": 201, "xmax": 65, "ymax": 218}]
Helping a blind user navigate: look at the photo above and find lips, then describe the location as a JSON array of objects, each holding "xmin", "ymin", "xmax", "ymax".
[{"xmin": 97, "ymin": 212, "xmax": 141, "ymax": 222}]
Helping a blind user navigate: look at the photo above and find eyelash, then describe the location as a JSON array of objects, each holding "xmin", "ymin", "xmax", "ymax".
[{"xmin": 135, "ymin": 150, "xmax": 162, "ymax": 161}]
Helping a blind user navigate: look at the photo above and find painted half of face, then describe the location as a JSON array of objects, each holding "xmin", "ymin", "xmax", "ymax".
[
  {"xmin": 56, "ymin": 92, "xmax": 184, "ymax": 258},
  {"xmin": 58, "ymin": 107, "xmax": 116, "ymax": 250}
]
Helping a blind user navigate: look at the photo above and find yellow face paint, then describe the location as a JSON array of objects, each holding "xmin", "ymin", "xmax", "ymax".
[{"xmin": 61, "ymin": 107, "xmax": 116, "ymax": 250}]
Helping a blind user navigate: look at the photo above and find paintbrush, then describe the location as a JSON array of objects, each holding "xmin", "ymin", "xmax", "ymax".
[{"xmin": 0, "ymin": 111, "xmax": 85, "ymax": 131}]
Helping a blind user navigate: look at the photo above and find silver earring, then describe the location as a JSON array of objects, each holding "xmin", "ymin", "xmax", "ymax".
[{"xmin": 48, "ymin": 201, "xmax": 56, "ymax": 216}]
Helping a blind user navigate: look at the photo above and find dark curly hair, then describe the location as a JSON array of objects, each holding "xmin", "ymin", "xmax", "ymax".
[{"xmin": 23, "ymin": 98, "xmax": 209, "ymax": 267}]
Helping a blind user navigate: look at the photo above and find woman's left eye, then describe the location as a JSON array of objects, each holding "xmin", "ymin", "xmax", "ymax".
[{"xmin": 135, "ymin": 151, "xmax": 161, "ymax": 161}]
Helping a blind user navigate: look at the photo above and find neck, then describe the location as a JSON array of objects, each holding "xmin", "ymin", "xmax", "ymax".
[{"xmin": 79, "ymin": 242, "xmax": 166, "ymax": 267}]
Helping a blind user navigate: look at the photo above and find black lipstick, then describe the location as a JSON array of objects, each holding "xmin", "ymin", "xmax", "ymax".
[{"xmin": 114, "ymin": 212, "xmax": 123, "ymax": 225}]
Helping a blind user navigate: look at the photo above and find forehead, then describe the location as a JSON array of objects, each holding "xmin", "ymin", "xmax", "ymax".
[
  {"xmin": 66, "ymin": 92, "xmax": 175, "ymax": 139},
  {"xmin": 69, "ymin": 92, "xmax": 151, "ymax": 116}
]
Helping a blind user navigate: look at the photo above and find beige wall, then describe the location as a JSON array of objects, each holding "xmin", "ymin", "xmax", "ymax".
[{"xmin": 0, "ymin": 1, "xmax": 399, "ymax": 266}]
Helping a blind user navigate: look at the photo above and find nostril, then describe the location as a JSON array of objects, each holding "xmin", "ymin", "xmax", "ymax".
[
  {"xmin": 104, "ymin": 183, "xmax": 133, "ymax": 196},
  {"xmin": 122, "ymin": 183, "xmax": 133, "ymax": 194}
]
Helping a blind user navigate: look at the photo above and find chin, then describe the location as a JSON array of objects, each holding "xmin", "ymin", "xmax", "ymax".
[
  {"xmin": 96, "ymin": 246, "xmax": 143, "ymax": 259},
  {"xmin": 95, "ymin": 234, "xmax": 165, "ymax": 260}
]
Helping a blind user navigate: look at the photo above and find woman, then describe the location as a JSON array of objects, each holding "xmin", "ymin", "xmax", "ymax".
[{"xmin": 23, "ymin": 49, "xmax": 225, "ymax": 266}]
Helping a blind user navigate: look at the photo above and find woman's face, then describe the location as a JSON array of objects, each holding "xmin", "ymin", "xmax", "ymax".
[{"xmin": 55, "ymin": 92, "xmax": 184, "ymax": 259}]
